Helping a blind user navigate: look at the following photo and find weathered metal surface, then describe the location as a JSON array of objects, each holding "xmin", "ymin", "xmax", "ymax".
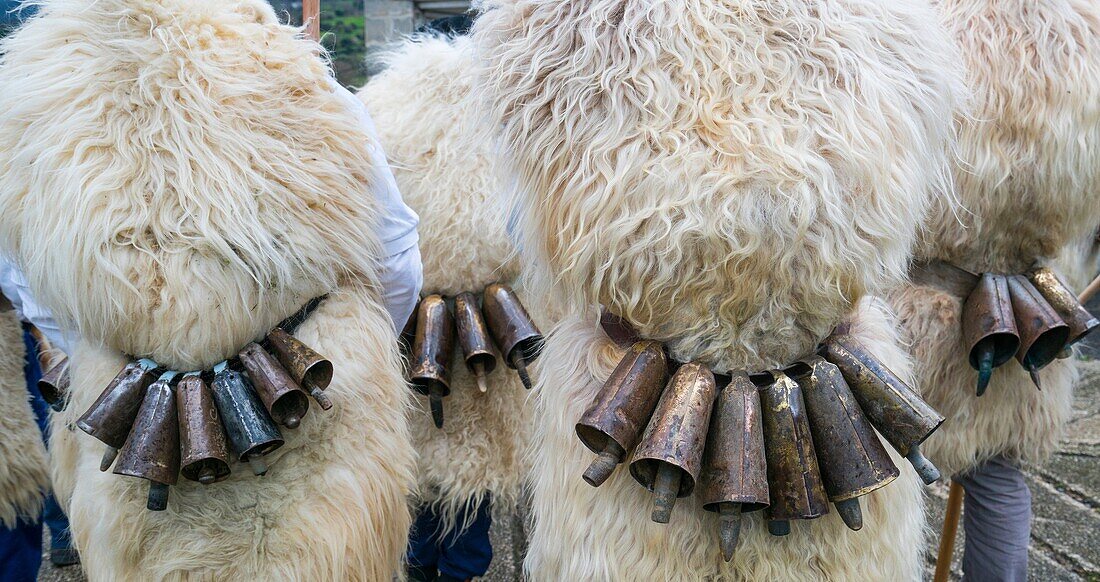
[
  {"xmin": 758, "ymin": 371, "xmax": 830, "ymax": 524},
  {"xmin": 788, "ymin": 357, "xmax": 898, "ymax": 503},
  {"xmin": 1008, "ymin": 275, "xmax": 1070, "ymax": 372},
  {"xmin": 408, "ymin": 294, "xmax": 456, "ymax": 397},
  {"xmin": 267, "ymin": 327, "xmax": 334, "ymax": 410},
  {"xmin": 77, "ymin": 362, "xmax": 157, "ymax": 448},
  {"xmin": 961, "ymin": 273, "xmax": 1020, "ymax": 390},
  {"xmin": 38, "ymin": 356, "xmax": 70, "ymax": 407},
  {"xmin": 210, "ymin": 367, "xmax": 284, "ymax": 462},
  {"xmin": 821, "ymin": 335, "xmax": 944, "ymax": 455},
  {"xmin": 239, "ymin": 342, "xmax": 310, "ymax": 429},
  {"xmin": 113, "ymin": 374, "xmax": 180, "ymax": 511},
  {"xmin": 482, "ymin": 283, "xmax": 543, "ymax": 366},
  {"xmin": 698, "ymin": 371, "xmax": 769, "ymax": 512},
  {"xmin": 629, "ymin": 362, "xmax": 717, "ymax": 499},
  {"xmin": 1027, "ymin": 266, "xmax": 1099, "ymax": 347},
  {"xmin": 576, "ymin": 341, "xmax": 668, "ymax": 486},
  {"xmin": 454, "ymin": 291, "xmax": 498, "ymax": 380},
  {"xmin": 176, "ymin": 375, "xmax": 231, "ymax": 485}
]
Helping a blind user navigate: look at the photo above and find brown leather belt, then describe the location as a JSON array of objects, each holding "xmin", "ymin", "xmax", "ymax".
[{"xmin": 908, "ymin": 260, "xmax": 980, "ymax": 299}]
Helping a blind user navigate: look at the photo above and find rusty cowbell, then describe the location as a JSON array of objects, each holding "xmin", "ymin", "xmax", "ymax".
[
  {"xmin": 698, "ymin": 372, "xmax": 769, "ymax": 561},
  {"xmin": 113, "ymin": 371, "xmax": 180, "ymax": 511},
  {"xmin": 482, "ymin": 283, "xmax": 543, "ymax": 390},
  {"xmin": 77, "ymin": 359, "xmax": 158, "ymax": 472},
  {"xmin": 1007, "ymin": 275, "xmax": 1070, "ymax": 389},
  {"xmin": 1026, "ymin": 266, "xmax": 1098, "ymax": 351},
  {"xmin": 238, "ymin": 342, "xmax": 310, "ymax": 429},
  {"xmin": 267, "ymin": 327, "xmax": 334, "ymax": 410},
  {"xmin": 575, "ymin": 341, "xmax": 668, "ymax": 487},
  {"xmin": 38, "ymin": 356, "xmax": 70, "ymax": 411},
  {"xmin": 629, "ymin": 362, "xmax": 717, "ymax": 524},
  {"xmin": 786, "ymin": 357, "xmax": 899, "ymax": 531},
  {"xmin": 758, "ymin": 371, "xmax": 830, "ymax": 536},
  {"xmin": 408, "ymin": 295, "xmax": 455, "ymax": 428},
  {"xmin": 962, "ymin": 273, "xmax": 1020, "ymax": 396},
  {"xmin": 210, "ymin": 362, "xmax": 284, "ymax": 476},
  {"xmin": 454, "ymin": 292, "xmax": 498, "ymax": 393},
  {"xmin": 176, "ymin": 373, "xmax": 231, "ymax": 485},
  {"xmin": 821, "ymin": 335, "xmax": 944, "ymax": 485}
]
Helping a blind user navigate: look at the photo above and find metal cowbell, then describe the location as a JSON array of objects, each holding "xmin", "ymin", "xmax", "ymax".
[
  {"xmin": 1007, "ymin": 275, "xmax": 1070, "ymax": 389},
  {"xmin": 267, "ymin": 327, "xmax": 334, "ymax": 410},
  {"xmin": 629, "ymin": 362, "xmax": 717, "ymax": 524},
  {"xmin": 481, "ymin": 283, "xmax": 543, "ymax": 390},
  {"xmin": 961, "ymin": 273, "xmax": 1020, "ymax": 396},
  {"xmin": 758, "ymin": 371, "xmax": 830, "ymax": 536},
  {"xmin": 38, "ymin": 356, "xmax": 70, "ymax": 411},
  {"xmin": 787, "ymin": 357, "xmax": 899, "ymax": 532},
  {"xmin": 113, "ymin": 372, "xmax": 180, "ymax": 511},
  {"xmin": 176, "ymin": 374, "xmax": 231, "ymax": 485},
  {"xmin": 77, "ymin": 359, "xmax": 157, "ymax": 472},
  {"xmin": 210, "ymin": 364, "xmax": 284, "ymax": 476},
  {"xmin": 821, "ymin": 334, "xmax": 944, "ymax": 485},
  {"xmin": 698, "ymin": 372, "xmax": 769, "ymax": 561},
  {"xmin": 453, "ymin": 291, "xmax": 498, "ymax": 393},
  {"xmin": 238, "ymin": 342, "xmax": 310, "ymax": 430},
  {"xmin": 408, "ymin": 295, "xmax": 455, "ymax": 428},
  {"xmin": 575, "ymin": 340, "xmax": 668, "ymax": 487},
  {"xmin": 1026, "ymin": 266, "xmax": 1098, "ymax": 349}
]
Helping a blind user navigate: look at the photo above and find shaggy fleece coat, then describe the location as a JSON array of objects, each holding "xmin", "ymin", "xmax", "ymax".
[
  {"xmin": 889, "ymin": 0, "xmax": 1100, "ymax": 477},
  {"xmin": 0, "ymin": 308, "xmax": 49, "ymax": 528},
  {"xmin": 474, "ymin": 0, "xmax": 965, "ymax": 578},
  {"xmin": 0, "ymin": 0, "xmax": 414, "ymax": 579},
  {"xmin": 359, "ymin": 34, "xmax": 537, "ymax": 533}
]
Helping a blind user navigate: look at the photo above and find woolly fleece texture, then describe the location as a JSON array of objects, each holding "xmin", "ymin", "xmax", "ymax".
[
  {"xmin": 0, "ymin": 308, "xmax": 48, "ymax": 528},
  {"xmin": 0, "ymin": 0, "xmax": 414, "ymax": 578},
  {"xmin": 890, "ymin": 0, "xmax": 1100, "ymax": 477},
  {"xmin": 359, "ymin": 35, "xmax": 535, "ymax": 534},
  {"xmin": 474, "ymin": 0, "xmax": 964, "ymax": 578}
]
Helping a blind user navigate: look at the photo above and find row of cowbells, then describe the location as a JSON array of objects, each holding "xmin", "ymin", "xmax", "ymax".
[
  {"xmin": 576, "ymin": 334, "xmax": 944, "ymax": 561},
  {"xmin": 963, "ymin": 267, "xmax": 1098, "ymax": 395},
  {"xmin": 74, "ymin": 328, "xmax": 333, "ymax": 511},
  {"xmin": 403, "ymin": 283, "xmax": 543, "ymax": 428}
]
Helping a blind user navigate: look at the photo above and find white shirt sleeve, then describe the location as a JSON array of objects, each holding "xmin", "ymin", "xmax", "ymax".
[
  {"xmin": 0, "ymin": 258, "xmax": 71, "ymax": 354},
  {"xmin": 331, "ymin": 83, "xmax": 423, "ymax": 331}
]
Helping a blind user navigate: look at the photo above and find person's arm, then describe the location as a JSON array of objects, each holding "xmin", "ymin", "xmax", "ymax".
[
  {"xmin": 332, "ymin": 84, "xmax": 423, "ymax": 332},
  {"xmin": 0, "ymin": 259, "xmax": 71, "ymax": 354}
]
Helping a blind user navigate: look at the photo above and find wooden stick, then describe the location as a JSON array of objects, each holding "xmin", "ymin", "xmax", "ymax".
[
  {"xmin": 934, "ymin": 481, "xmax": 965, "ymax": 582},
  {"xmin": 303, "ymin": 0, "xmax": 320, "ymax": 42},
  {"xmin": 1078, "ymin": 272, "xmax": 1100, "ymax": 304}
]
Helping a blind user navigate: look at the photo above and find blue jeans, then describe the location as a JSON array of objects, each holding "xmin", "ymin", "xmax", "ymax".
[
  {"xmin": 956, "ymin": 456, "xmax": 1031, "ymax": 582},
  {"xmin": 0, "ymin": 329, "xmax": 73, "ymax": 582},
  {"xmin": 407, "ymin": 497, "xmax": 493, "ymax": 580}
]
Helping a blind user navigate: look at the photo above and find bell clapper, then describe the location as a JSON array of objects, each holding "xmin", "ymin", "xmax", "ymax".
[
  {"xmin": 767, "ymin": 520, "xmax": 791, "ymax": 537},
  {"xmin": 147, "ymin": 482, "xmax": 169, "ymax": 511},
  {"xmin": 1026, "ymin": 362, "xmax": 1042, "ymax": 390},
  {"xmin": 582, "ymin": 440, "xmax": 625, "ymax": 487},
  {"xmin": 718, "ymin": 502, "xmax": 743, "ymax": 562},
  {"xmin": 473, "ymin": 362, "xmax": 489, "ymax": 393},
  {"xmin": 248, "ymin": 457, "xmax": 269, "ymax": 476},
  {"xmin": 429, "ymin": 384, "xmax": 445, "ymax": 429},
  {"xmin": 310, "ymin": 387, "xmax": 333, "ymax": 411},
  {"xmin": 512, "ymin": 352, "xmax": 533, "ymax": 390},
  {"xmin": 99, "ymin": 446, "xmax": 119, "ymax": 472},
  {"xmin": 651, "ymin": 463, "xmax": 681, "ymax": 524},
  {"xmin": 835, "ymin": 498, "xmax": 863, "ymax": 531},
  {"xmin": 905, "ymin": 445, "xmax": 941, "ymax": 485},
  {"xmin": 197, "ymin": 464, "xmax": 217, "ymax": 485},
  {"xmin": 975, "ymin": 343, "xmax": 995, "ymax": 397},
  {"xmin": 283, "ymin": 413, "xmax": 301, "ymax": 430}
]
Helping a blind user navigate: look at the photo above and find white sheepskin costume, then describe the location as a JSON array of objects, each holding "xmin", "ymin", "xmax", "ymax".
[
  {"xmin": 0, "ymin": 0, "xmax": 414, "ymax": 579},
  {"xmin": 888, "ymin": 0, "xmax": 1100, "ymax": 478},
  {"xmin": 474, "ymin": 0, "xmax": 965, "ymax": 579},
  {"xmin": 358, "ymin": 34, "xmax": 536, "ymax": 534},
  {"xmin": 0, "ymin": 308, "xmax": 49, "ymax": 528}
]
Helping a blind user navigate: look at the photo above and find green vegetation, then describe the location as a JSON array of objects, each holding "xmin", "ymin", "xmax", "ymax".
[{"xmin": 270, "ymin": 0, "xmax": 367, "ymax": 88}]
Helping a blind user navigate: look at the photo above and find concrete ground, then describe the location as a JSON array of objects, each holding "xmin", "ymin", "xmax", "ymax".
[{"xmin": 37, "ymin": 338, "xmax": 1100, "ymax": 582}]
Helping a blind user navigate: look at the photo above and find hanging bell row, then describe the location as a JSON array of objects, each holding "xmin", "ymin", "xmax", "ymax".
[
  {"xmin": 405, "ymin": 283, "xmax": 543, "ymax": 429},
  {"xmin": 575, "ymin": 333, "xmax": 944, "ymax": 561},
  {"xmin": 75, "ymin": 327, "xmax": 333, "ymax": 511},
  {"xmin": 962, "ymin": 267, "xmax": 1098, "ymax": 396}
]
